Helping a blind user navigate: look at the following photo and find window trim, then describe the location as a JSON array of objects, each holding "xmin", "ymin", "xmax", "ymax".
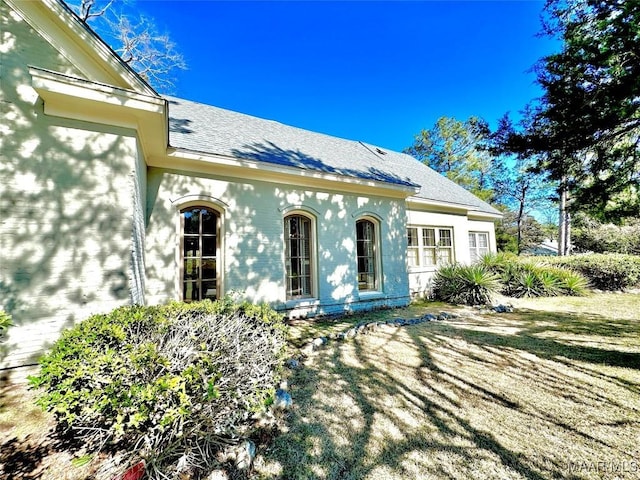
[
  {"xmin": 469, "ymin": 231, "xmax": 490, "ymax": 263},
  {"xmin": 178, "ymin": 205, "xmax": 222, "ymax": 302},
  {"xmin": 283, "ymin": 212, "xmax": 317, "ymax": 300},
  {"xmin": 174, "ymin": 199, "xmax": 225, "ymax": 302},
  {"xmin": 407, "ymin": 225, "xmax": 455, "ymax": 268},
  {"xmin": 355, "ymin": 217, "xmax": 381, "ymax": 292}
]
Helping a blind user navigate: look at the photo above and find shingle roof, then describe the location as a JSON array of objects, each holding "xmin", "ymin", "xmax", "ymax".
[{"xmin": 165, "ymin": 96, "xmax": 501, "ymax": 216}]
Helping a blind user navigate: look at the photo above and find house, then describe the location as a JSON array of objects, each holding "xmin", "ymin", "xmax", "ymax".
[
  {"xmin": 0, "ymin": 0, "xmax": 501, "ymax": 369},
  {"xmin": 523, "ymin": 239, "xmax": 563, "ymax": 256}
]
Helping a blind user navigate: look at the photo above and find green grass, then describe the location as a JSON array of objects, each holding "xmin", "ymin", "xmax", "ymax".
[
  {"xmin": 1, "ymin": 295, "xmax": 638, "ymax": 479},
  {"xmin": 255, "ymin": 293, "xmax": 640, "ymax": 479}
]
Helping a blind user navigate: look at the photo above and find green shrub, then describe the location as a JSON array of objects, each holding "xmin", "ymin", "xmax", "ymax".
[
  {"xmin": 509, "ymin": 268, "xmax": 549, "ymax": 298},
  {"xmin": 474, "ymin": 253, "xmax": 590, "ymax": 298},
  {"xmin": 432, "ymin": 264, "xmax": 501, "ymax": 305},
  {"xmin": 546, "ymin": 254, "xmax": 640, "ymax": 291},
  {"xmin": 478, "ymin": 251, "xmax": 518, "ymax": 273},
  {"xmin": 29, "ymin": 299, "xmax": 287, "ymax": 478},
  {"xmin": 0, "ymin": 310, "xmax": 11, "ymax": 337},
  {"xmin": 552, "ymin": 267, "xmax": 590, "ymax": 296},
  {"xmin": 572, "ymin": 217, "xmax": 640, "ymax": 255}
]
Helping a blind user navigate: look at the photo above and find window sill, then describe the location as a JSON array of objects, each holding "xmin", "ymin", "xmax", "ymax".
[
  {"xmin": 408, "ymin": 266, "xmax": 439, "ymax": 273},
  {"xmin": 357, "ymin": 291, "xmax": 385, "ymax": 300},
  {"xmin": 284, "ymin": 297, "xmax": 320, "ymax": 309}
]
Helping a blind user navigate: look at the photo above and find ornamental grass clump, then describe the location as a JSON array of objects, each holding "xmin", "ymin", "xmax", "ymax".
[
  {"xmin": 432, "ymin": 264, "xmax": 501, "ymax": 305},
  {"xmin": 29, "ymin": 298, "xmax": 287, "ymax": 479},
  {"xmin": 478, "ymin": 253, "xmax": 590, "ymax": 298}
]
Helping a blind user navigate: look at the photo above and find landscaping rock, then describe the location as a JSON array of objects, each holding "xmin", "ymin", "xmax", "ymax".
[
  {"xmin": 285, "ymin": 358, "xmax": 300, "ymax": 369},
  {"xmin": 234, "ymin": 440, "xmax": 256, "ymax": 470},
  {"xmin": 206, "ymin": 470, "xmax": 229, "ymax": 480},
  {"xmin": 492, "ymin": 304, "xmax": 513, "ymax": 313},
  {"xmin": 274, "ymin": 388, "xmax": 293, "ymax": 410}
]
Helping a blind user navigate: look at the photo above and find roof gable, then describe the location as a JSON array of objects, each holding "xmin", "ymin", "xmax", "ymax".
[{"xmin": 7, "ymin": 0, "xmax": 156, "ymax": 96}]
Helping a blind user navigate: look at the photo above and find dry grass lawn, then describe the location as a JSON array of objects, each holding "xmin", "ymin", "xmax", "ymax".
[
  {"xmin": 1, "ymin": 293, "xmax": 638, "ymax": 479},
  {"xmin": 254, "ymin": 293, "xmax": 640, "ymax": 479}
]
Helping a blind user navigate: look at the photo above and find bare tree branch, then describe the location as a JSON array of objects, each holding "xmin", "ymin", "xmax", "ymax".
[{"xmin": 67, "ymin": 0, "xmax": 187, "ymax": 93}]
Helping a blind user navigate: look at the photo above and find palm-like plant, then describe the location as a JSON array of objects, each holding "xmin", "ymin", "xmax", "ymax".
[{"xmin": 433, "ymin": 264, "xmax": 501, "ymax": 305}]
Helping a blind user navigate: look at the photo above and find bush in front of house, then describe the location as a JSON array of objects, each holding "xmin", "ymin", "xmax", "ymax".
[
  {"xmin": 432, "ymin": 264, "xmax": 502, "ymax": 305},
  {"xmin": 433, "ymin": 254, "xmax": 590, "ymax": 305},
  {"xmin": 0, "ymin": 310, "xmax": 11, "ymax": 338},
  {"xmin": 545, "ymin": 253, "xmax": 640, "ymax": 291},
  {"xmin": 29, "ymin": 298, "xmax": 287, "ymax": 479},
  {"xmin": 572, "ymin": 216, "xmax": 640, "ymax": 255},
  {"xmin": 492, "ymin": 260, "xmax": 589, "ymax": 298}
]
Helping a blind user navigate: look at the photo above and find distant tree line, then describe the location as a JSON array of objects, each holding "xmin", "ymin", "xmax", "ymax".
[{"xmin": 406, "ymin": 0, "xmax": 640, "ymax": 255}]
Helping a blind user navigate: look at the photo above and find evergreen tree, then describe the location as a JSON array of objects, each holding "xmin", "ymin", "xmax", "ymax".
[{"xmin": 509, "ymin": 0, "xmax": 640, "ymax": 221}]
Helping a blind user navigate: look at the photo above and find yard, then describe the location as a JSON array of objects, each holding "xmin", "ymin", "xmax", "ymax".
[
  {"xmin": 254, "ymin": 293, "xmax": 640, "ymax": 479},
  {"xmin": 1, "ymin": 293, "xmax": 639, "ymax": 479}
]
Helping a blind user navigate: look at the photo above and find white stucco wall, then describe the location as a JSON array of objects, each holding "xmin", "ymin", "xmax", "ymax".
[
  {"xmin": 0, "ymin": 1, "xmax": 144, "ymax": 368},
  {"xmin": 145, "ymin": 168, "xmax": 411, "ymax": 316},
  {"xmin": 406, "ymin": 208, "xmax": 497, "ymax": 297}
]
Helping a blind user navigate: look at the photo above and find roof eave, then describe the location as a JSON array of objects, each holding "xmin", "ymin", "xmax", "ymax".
[
  {"xmin": 407, "ymin": 196, "xmax": 502, "ymax": 219},
  {"xmin": 151, "ymin": 147, "xmax": 420, "ymax": 199},
  {"xmin": 30, "ymin": 67, "xmax": 168, "ymax": 159}
]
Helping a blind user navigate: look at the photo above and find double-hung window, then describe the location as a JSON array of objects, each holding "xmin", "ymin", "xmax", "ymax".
[
  {"xmin": 469, "ymin": 232, "xmax": 489, "ymax": 263},
  {"xmin": 407, "ymin": 226, "xmax": 454, "ymax": 267}
]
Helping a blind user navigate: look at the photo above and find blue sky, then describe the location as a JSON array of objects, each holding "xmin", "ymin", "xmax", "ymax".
[{"xmin": 137, "ymin": 1, "xmax": 559, "ymax": 152}]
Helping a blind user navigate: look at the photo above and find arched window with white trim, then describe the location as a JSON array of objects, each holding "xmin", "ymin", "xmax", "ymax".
[
  {"xmin": 356, "ymin": 218, "xmax": 378, "ymax": 291},
  {"xmin": 284, "ymin": 214, "xmax": 314, "ymax": 299},
  {"xmin": 180, "ymin": 206, "xmax": 219, "ymax": 301}
]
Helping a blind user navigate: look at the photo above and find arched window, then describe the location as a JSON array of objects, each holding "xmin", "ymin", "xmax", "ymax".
[
  {"xmin": 284, "ymin": 214, "xmax": 313, "ymax": 299},
  {"xmin": 356, "ymin": 219, "xmax": 378, "ymax": 291},
  {"xmin": 180, "ymin": 206, "xmax": 219, "ymax": 302}
]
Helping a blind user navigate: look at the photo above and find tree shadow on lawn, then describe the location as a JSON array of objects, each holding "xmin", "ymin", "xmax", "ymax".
[
  {"xmin": 259, "ymin": 310, "xmax": 639, "ymax": 479},
  {"xmin": 0, "ymin": 378, "xmax": 91, "ymax": 480},
  {"xmin": 440, "ymin": 309, "xmax": 640, "ymax": 377}
]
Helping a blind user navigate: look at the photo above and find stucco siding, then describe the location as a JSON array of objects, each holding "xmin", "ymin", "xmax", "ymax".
[
  {"xmin": 145, "ymin": 168, "xmax": 410, "ymax": 316},
  {"xmin": 0, "ymin": 0, "xmax": 143, "ymax": 368}
]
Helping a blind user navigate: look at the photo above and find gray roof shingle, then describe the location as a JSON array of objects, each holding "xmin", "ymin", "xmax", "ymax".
[{"xmin": 165, "ymin": 96, "xmax": 501, "ymax": 216}]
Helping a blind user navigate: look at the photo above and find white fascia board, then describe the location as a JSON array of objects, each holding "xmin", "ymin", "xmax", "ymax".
[
  {"xmin": 407, "ymin": 196, "xmax": 502, "ymax": 219},
  {"xmin": 8, "ymin": 0, "xmax": 156, "ymax": 96},
  {"xmin": 30, "ymin": 67, "xmax": 167, "ymax": 158},
  {"xmin": 467, "ymin": 211, "xmax": 503, "ymax": 221},
  {"xmin": 153, "ymin": 148, "xmax": 420, "ymax": 199}
]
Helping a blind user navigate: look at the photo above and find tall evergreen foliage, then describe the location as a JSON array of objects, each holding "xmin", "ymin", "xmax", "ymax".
[
  {"xmin": 498, "ymin": 0, "xmax": 640, "ymax": 221},
  {"xmin": 404, "ymin": 117, "xmax": 495, "ymax": 201}
]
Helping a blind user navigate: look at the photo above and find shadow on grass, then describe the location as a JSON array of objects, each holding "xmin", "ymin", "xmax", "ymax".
[
  {"xmin": 259, "ymin": 307, "xmax": 639, "ymax": 479},
  {"xmin": 0, "ymin": 374, "xmax": 89, "ymax": 480},
  {"xmin": 441, "ymin": 310, "xmax": 640, "ymax": 372},
  {"xmin": 0, "ymin": 428, "xmax": 90, "ymax": 480}
]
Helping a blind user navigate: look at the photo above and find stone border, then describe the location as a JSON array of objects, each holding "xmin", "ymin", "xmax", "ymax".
[{"xmin": 295, "ymin": 304, "xmax": 514, "ymax": 357}]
